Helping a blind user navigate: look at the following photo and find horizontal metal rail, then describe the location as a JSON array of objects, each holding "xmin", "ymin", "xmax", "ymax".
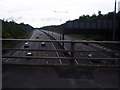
[
  {"xmin": 2, "ymin": 48, "xmax": 120, "ymax": 53},
  {"xmin": 2, "ymin": 56, "xmax": 120, "ymax": 60},
  {"xmin": 2, "ymin": 39, "xmax": 120, "ymax": 67},
  {"xmin": 2, "ymin": 62, "xmax": 119, "ymax": 68},
  {"xmin": 2, "ymin": 39, "xmax": 120, "ymax": 44}
]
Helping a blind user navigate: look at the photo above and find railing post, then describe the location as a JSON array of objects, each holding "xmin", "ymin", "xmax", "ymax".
[
  {"xmin": 70, "ymin": 41, "xmax": 75, "ymax": 65},
  {"xmin": 62, "ymin": 34, "xmax": 64, "ymax": 47},
  {"xmin": 112, "ymin": 52, "xmax": 116, "ymax": 64}
]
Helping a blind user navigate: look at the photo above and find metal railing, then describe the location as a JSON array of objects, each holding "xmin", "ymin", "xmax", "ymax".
[{"xmin": 2, "ymin": 39, "xmax": 120, "ymax": 67}]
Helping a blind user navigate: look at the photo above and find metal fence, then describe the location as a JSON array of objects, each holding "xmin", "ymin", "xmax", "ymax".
[{"xmin": 2, "ymin": 39, "xmax": 120, "ymax": 67}]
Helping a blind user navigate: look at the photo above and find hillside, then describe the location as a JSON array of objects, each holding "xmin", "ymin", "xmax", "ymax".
[
  {"xmin": 41, "ymin": 11, "xmax": 120, "ymax": 41},
  {"xmin": 2, "ymin": 20, "xmax": 33, "ymax": 54},
  {"xmin": 2, "ymin": 20, "xmax": 33, "ymax": 39}
]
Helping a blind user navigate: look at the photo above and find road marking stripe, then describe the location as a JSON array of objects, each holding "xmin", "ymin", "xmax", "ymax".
[{"xmin": 52, "ymin": 43, "xmax": 62, "ymax": 64}]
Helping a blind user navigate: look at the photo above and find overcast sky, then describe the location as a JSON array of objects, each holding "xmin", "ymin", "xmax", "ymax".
[{"xmin": 0, "ymin": 0, "xmax": 119, "ymax": 28}]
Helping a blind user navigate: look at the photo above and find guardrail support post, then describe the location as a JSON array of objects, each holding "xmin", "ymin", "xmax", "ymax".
[
  {"xmin": 70, "ymin": 42, "xmax": 75, "ymax": 65},
  {"xmin": 62, "ymin": 34, "xmax": 64, "ymax": 47},
  {"xmin": 112, "ymin": 52, "xmax": 116, "ymax": 64}
]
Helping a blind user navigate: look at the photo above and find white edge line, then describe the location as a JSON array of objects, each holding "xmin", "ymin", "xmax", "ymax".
[
  {"xmin": 64, "ymin": 45, "xmax": 79, "ymax": 64},
  {"xmin": 51, "ymin": 43, "xmax": 62, "ymax": 64},
  {"xmin": 5, "ymin": 32, "xmax": 35, "ymax": 62}
]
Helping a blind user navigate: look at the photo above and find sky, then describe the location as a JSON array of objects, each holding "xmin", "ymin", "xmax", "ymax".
[{"xmin": 0, "ymin": 0, "xmax": 119, "ymax": 28}]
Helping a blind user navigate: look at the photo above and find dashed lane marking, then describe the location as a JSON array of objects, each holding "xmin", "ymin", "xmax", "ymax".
[{"xmin": 52, "ymin": 42, "xmax": 63, "ymax": 64}]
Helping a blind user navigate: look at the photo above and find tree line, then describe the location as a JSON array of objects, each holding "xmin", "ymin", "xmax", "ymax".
[
  {"xmin": 2, "ymin": 19, "xmax": 33, "ymax": 51},
  {"xmin": 2, "ymin": 20, "xmax": 33, "ymax": 39},
  {"xmin": 41, "ymin": 11, "xmax": 120, "ymax": 40}
]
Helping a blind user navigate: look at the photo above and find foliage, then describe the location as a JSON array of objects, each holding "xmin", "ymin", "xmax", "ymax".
[
  {"xmin": 41, "ymin": 11, "xmax": 120, "ymax": 41},
  {"xmin": 2, "ymin": 20, "xmax": 33, "ymax": 50},
  {"xmin": 2, "ymin": 20, "xmax": 33, "ymax": 39}
]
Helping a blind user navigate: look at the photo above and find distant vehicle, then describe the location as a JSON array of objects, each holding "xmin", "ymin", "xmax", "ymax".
[
  {"xmin": 26, "ymin": 52, "xmax": 33, "ymax": 56},
  {"xmin": 24, "ymin": 42, "xmax": 29, "ymax": 48},
  {"xmin": 36, "ymin": 36, "xmax": 39, "ymax": 38},
  {"xmin": 26, "ymin": 52, "xmax": 33, "ymax": 60},
  {"xmin": 88, "ymin": 53, "xmax": 99, "ymax": 63},
  {"xmin": 41, "ymin": 42, "xmax": 45, "ymax": 47},
  {"xmin": 40, "ymin": 33, "xmax": 42, "ymax": 35}
]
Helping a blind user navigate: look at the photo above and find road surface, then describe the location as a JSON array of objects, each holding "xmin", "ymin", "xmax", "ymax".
[{"xmin": 43, "ymin": 30, "xmax": 119, "ymax": 65}]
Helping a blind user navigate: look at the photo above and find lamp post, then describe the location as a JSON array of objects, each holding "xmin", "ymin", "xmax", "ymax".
[
  {"xmin": 54, "ymin": 11, "xmax": 67, "ymax": 40},
  {"xmin": 113, "ymin": 0, "xmax": 117, "ymax": 40}
]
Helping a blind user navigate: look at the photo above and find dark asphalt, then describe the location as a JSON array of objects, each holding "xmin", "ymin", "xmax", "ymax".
[
  {"xmin": 3, "ymin": 29, "xmax": 60, "ymax": 64},
  {"xmin": 44, "ymin": 30, "xmax": 119, "ymax": 65}
]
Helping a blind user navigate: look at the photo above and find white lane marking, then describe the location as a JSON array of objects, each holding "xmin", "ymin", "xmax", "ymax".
[
  {"xmin": 5, "ymin": 58, "xmax": 11, "ymax": 62},
  {"xmin": 75, "ymin": 60, "xmax": 79, "ymax": 64},
  {"xmin": 92, "ymin": 43, "xmax": 111, "ymax": 51},
  {"xmin": 102, "ymin": 60, "xmax": 107, "ymax": 64},
  {"xmin": 5, "ymin": 50, "xmax": 19, "ymax": 62},
  {"xmin": 5, "ymin": 31, "xmax": 36, "ymax": 62},
  {"xmin": 64, "ymin": 44, "xmax": 79, "ymax": 64},
  {"xmin": 52, "ymin": 43, "xmax": 62, "ymax": 64},
  {"xmin": 89, "ymin": 61, "xmax": 93, "ymax": 64},
  {"xmin": 64, "ymin": 47, "xmax": 71, "ymax": 55},
  {"xmin": 44, "ymin": 31, "xmax": 63, "ymax": 63}
]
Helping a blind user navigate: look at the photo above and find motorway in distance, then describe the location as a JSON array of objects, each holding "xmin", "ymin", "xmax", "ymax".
[
  {"xmin": 43, "ymin": 30, "xmax": 119, "ymax": 65},
  {"xmin": 3, "ymin": 29, "xmax": 64, "ymax": 64},
  {"xmin": 3, "ymin": 29, "xmax": 119, "ymax": 65}
]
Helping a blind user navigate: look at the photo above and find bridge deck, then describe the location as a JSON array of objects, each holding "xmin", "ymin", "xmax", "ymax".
[{"xmin": 2, "ymin": 64, "xmax": 119, "ymax": 88}]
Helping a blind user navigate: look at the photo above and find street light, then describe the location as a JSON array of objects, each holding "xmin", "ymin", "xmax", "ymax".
[
  {"xmin": 113, "ymin": 0, "xmax": 117, "ymax": 40},
  {"xmin": 54, "ymin": 11, "xmax": 68, "ymax": 40}
]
